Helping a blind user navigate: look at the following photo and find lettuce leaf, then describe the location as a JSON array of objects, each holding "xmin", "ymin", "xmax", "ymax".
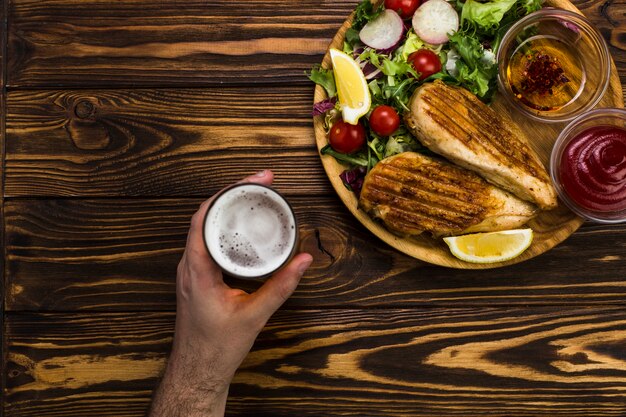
[
  {"xmin": 461, "ymin": 0, "xmax": 518, "ymax": 35},
  {"xmin": 492, "ymin": 0, "xmax": 542, "ymax": 51},
  {"xmin": 397, "ymin": 30, "xmax": 424, "ymax": 61},
  {"xmin": 384, "ymin": 128, "xmax": 422, "ymax": 158},
  {"xmin": 306, "ymin": 66, "xmax": 336, "ymax": 98}
]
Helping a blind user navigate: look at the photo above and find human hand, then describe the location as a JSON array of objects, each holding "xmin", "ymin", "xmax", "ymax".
[{"xmin": 150, "ymin": 170, "xmax": 313, "ymax": 417}]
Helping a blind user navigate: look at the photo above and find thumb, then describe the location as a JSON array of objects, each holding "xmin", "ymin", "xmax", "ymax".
[{"xmin": 249, "ymin": 253, "xmax": 313, "ymax": 319}]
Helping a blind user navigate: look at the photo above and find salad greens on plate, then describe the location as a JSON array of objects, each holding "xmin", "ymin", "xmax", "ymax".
[{"xmin": 308, "ymin": 0, "xmax": 541, "ymax": 195}]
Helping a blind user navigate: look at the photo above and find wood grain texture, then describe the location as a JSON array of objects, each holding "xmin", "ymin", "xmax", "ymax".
[
  {"xmin": 5, "ymin": 308, "xmax": 626, "ymax": 416},
  {"xmin": 5, "ymin": 312, "xmax": 170, "ymax": 417},
  {"xmin": 570, "ymin": 0, "xmax": 626, "ymax": 87},
  {"xmin": 4, "ymin": 87, "xmax": 329, "ymax": 197},
  {"xmin": 3, "ymin": 0, "xmax": 626, "ymax": 416},
  {"xmin": 5, "ymin": 198, "xmax": 626, "ymax": 312},
  {"xmin": 5, "ymin": 0, "xmax": 626, "ymax": 88},
  {"xmin": 1, "ymin": 0, "xmax": 6, "ymax": 87},
  {"xmin": 2, "ymin": 1, "xmax": 7, "ymax": 414},
  {"xmin": 7, "ymin": 0, "xmax": 359, "ymax": 87}
]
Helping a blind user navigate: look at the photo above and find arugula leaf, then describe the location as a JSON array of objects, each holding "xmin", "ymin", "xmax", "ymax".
[
  {"xmin": 306, "ymin": 66, "xmax": 336, "ymax": 98},
  {"xmin": 521, "ymin": 0, "xmax": 542, "ymax": 14},
  {"xmin": 424, "ymin": 72, "xmax": 460, "ymax": 84},
  {"xmin": 320, "ymin": 145, "xmax": 369, "ymax": 167},
  {"xmin": 352, "ymin": 0, "xmax": 384, "ymax": 30},
  {"xmin": 384, "ymin": 78, "xmax": 419, "ymax": 111}
]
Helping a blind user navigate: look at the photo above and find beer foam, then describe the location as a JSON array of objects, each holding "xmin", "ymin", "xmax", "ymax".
[{"xmin": 204, "ymin": 184, "xmax": 297, "ymax": 278}]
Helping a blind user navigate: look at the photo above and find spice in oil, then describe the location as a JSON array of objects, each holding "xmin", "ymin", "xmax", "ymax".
[{"xmin": 506, "ymin": 35, "xmax": 585, "ymax": 112}]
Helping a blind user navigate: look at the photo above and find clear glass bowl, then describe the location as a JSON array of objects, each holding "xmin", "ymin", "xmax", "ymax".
[
  {"xmin": 550, "ymin": 108, "xmax": 626, "ymax": 223},
  {"xmin": 497, "ymin": 8, "xmax": 610, "ymax": 123}
]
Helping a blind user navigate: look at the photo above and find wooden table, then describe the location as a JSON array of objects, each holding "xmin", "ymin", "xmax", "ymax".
[{"xmin": 2, "ymin": 1, "xmax": 626, "ymax": 416}]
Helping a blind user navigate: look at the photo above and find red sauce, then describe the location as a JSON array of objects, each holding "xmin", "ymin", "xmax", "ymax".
[{"xmin": 560, "ymin": 126, "xmax": 626, "ymax": 212}]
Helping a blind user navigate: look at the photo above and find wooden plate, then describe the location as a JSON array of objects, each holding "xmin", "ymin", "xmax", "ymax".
[{"xmin": 313, "ymin": 0, "xmax": 624, "ymax": 268}]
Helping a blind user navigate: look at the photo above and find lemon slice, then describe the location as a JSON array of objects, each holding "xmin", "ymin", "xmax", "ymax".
[
  {"xmin": 329, "ymin": 48, "xmax": 371, "ymax": 125},
  {"xmin": 443, "ymin": 229, "xmax": 534, "ymax": 264}
]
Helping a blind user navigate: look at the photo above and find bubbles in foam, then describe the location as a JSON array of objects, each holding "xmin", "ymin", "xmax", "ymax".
[
  {"xmin": 218, "ymin": 233, "xmax": 262, "ymax": 270},
  {"xmin": 204, "ymin": 184, "xmax": 297, "ymax": 278}
]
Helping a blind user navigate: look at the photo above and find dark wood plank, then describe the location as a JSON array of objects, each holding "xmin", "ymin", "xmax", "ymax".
[
  {"xmin": 5, "ymin": 308, "xmax": 626, "ymax": 416},
  {"xmin": 4, "ymin": 87, "xmax": 330, "ymax": 197},
  {"xmin": 1, "ymin": 0, "xmax": 5, "ymax": 87},
  {"xmin": 571, "ymin": 0, "xmax": 626, "ymax": 88},
  {"xmin": 1, "ymin": 1, "xmax": 8, "ymax": 415},
  {"xmin": 5, "ymin": 198, "xmax": 626, "ymax": 311},
  {"xmin": 6, "ymin": 0, "xmax": 626, "ymax": 88},
  {"xmin": 14, "ymin": 84, "xmax": 623, "ymax": 200},
  {"xmin": 1, "ymin": 97, "xmax": 4, "ymax": 417},
  {"xmin": 7, "ymin": 0, "xmax": 358, "ymax": 87},
  {"xmin": 5, "ymin": 312, "xmax": 170, "ymax": 417}
]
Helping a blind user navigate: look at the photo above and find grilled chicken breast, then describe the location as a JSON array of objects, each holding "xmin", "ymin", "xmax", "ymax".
[
  {"xmin": 404, "ymin": 81, "xmax": 558, "ymax": 210},
  {"xmin": 359, "ymin": 152, "xmax": 538, "ymax": 237}
]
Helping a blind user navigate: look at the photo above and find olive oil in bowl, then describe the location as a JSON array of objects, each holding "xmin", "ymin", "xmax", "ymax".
[
  {"xmin": 496, "ymin": 9, "xmax": 610, "ymax": 122},
  {"xmin": 506, "ymin": 35, "xmax": 585, "ymax": 112}
]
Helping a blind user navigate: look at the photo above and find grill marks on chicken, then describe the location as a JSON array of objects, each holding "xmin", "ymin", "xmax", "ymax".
[
  {"xmin": 405, "ymin": 81, "xmax": 558, "ymax": 209},
  {"xmin": 420, "ymin": 87, "xmax": 541, "ymax": 176},
  {"xmin": 359, "ymin": 152, "xmax": 538, "ymax": 237}
]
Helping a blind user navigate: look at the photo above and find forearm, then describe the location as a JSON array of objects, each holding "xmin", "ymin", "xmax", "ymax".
[
  {"xmin": 150, "ymin": 348, "xmax": 229, "ymax": 417},
  {"xmin": 152, "ymin": 171, "xmax": 310, "ymax": 416}
]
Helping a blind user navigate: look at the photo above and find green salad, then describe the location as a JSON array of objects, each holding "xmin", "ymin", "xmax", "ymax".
[{"xmin": 308, "ymin": 0, "xmax": 542, "ymax": 194}]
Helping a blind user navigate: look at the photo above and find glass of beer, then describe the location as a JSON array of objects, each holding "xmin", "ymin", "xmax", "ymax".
[{"xmin": 202, "ymin": 183, "xmax": 298, "ymax": 279}]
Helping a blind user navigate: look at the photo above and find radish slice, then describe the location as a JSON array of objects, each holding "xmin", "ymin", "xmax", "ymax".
[
  {"xmin": 359, "ymin": 9, "xmax": 405, "ymax": 51},
  {"xmin": 412, "ymin": 0, "xmax": 459, "ymax": 45}
]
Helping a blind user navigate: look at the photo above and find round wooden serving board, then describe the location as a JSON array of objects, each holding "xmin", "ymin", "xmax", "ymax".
[{"xmin": 313, "ymin": 0, "xmax": 624, "ymax": 269}]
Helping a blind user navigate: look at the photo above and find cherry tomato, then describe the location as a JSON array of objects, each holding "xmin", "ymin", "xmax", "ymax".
[
  {"xmin": 384, "ymin": 0, "xmax": 421, "ymax": 19},
  {"xmin": 369, "ymin": 106, "xmax": 401, "ymax": 136},
  {"xmin": 329, "ymin": 120, "xmax": 366, "ymax": 154},
  {"xmin": 408, "ymin": 49, "xmax": 442, "ymax": 81}
]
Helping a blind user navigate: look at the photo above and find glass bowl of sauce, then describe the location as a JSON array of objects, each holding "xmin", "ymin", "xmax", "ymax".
[
  {"xmin": 497, "ymin": 8, "xmax": 610, "ymax": 123},
  {"xmin": 550, "ymin": 108, "xmax": 626, "ymax": 223}
]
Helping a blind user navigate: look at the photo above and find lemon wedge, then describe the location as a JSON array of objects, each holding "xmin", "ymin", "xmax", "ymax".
[
  {"xmin": 329, "ymin": 48, "xmax": 371, "ymax": 125},
  {"xmin": 443, "ymin": 229, "xmax": 534, "ymax": 264}
]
